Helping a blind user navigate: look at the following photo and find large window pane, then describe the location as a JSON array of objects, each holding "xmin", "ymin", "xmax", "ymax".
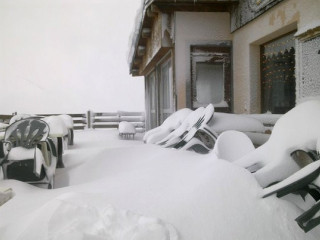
[
  {"xmin": 196, "ymin": 62, "xmax": 224, "ymax": 105},
  {"xmin": 261, "ymin": 32, "xmax": 296, "ymax": 114},
  {"xmin": 159, "ymin": 58, "xmax": 173, "ymax": 123},
  {"xmin": 146, "ymin": 72, "xmax": 157, "ymax": 129}
]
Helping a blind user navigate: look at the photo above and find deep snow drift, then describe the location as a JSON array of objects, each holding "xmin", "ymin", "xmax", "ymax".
[{"xmin": 0, "ymin": 125, "xmax": 319, "ymax": 239}]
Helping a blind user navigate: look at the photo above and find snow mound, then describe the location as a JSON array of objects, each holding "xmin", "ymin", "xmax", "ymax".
[
  {"xmin": 213, "ymin": 130, "xmax": 255, "ymax": 162},
  {"xmin": 3, "ymin": 192, "xmax": 178, "ymax": 240},
  {"xmin": 235, "ymin": 100, "xmax": 320, "ymax": 187}
]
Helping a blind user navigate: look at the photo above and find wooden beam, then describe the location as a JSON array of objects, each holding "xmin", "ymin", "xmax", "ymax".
[
  {"xmin": 142, "ymin": 28, "xmax": 152, "ymax": 38},
  {"xmin": 133, "ymin": 58, "xmax": 142, "ymax": 65},
  {"xmin": 131, "ymin": 69, "xmax": 140, "ymax": 76},
  {"xmin": 137, "ymin": 46, "xmax": 146, "ymax": 56}
]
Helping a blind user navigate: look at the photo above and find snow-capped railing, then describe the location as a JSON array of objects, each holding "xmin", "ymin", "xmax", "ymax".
[
  {"xmin": 89, "ymin": 111, "xmax": 145, "ymax": 132},
  {"xmin": 0, "ymin": 111, "xmax": 145, "ymax": 131}
]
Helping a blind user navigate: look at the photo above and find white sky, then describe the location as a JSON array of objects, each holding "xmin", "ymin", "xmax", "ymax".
[{"xmin": 0, "ymin": 0, "xmax": 145, "ymax": 114}]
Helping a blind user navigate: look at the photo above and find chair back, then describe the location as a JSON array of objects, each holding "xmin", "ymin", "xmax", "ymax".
[{"xmin": 5, "ymin": 119, "xmax": 49, "ymax": 149}]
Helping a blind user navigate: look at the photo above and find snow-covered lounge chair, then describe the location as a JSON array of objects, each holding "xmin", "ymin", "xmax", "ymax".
[
  {"xmin": 143, "ymin": 108, "xmax": 192, "ymax": 144},
  {"xmin": 156, "ymin": 107, "xmax": 205, "ymax": 147},
  {"xmin": 262, "ymin": 150, "xmax": 320, "ymax": 232},
  {"xmin": 43, "ymin": 116, "xmax": 68, "ymax": 168},
  {"xmin": 58, "ymin": 115, "xmax": 74, "ymax": 145},
  {"xmin": 234, "ymin": 100, "xmax": 320, "ymax": 188},
  {"xmin": 118, "ymin": 121, "xmax": 136, "ymax": 139},
  {"xmin": 173, "ymin": 104, "xmax": 218, "ymax": 154},
  {"xmin": 0, "ymin": 119, "xmax": 57, "ymax": 189}
]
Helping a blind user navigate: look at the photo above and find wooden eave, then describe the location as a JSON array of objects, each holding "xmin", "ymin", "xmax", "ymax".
[{"xmin": 129, "ymin": 0, "xmax": 239, "ymax": 76}]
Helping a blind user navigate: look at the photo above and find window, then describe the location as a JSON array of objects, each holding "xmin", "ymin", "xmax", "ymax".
[
  {"xmin": 159, "ymin": 58, "xmax": 173, "ymax": 123},
  {"xmin": 145, "ymin": 54, "xmax": 174, "ymax": 129},
  {"xmin": 146, "ymin": 71, "xmax": 157, "ymax": 129},
  {"xmin": 191, "ymin": 44, "xmax": 232, "ymax": 112},
  {"xmin": 196, "ymin": 62, "xmax": 224, "ymax": 105},
  {"xmin": 261, "ymin": 32, "xmax": 296, "ymax": 114}
]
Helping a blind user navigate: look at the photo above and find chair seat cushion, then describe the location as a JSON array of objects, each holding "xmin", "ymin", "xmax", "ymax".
[{"xmin": 7, "ymin": 147, "xmax": 44, "ymax": 176}]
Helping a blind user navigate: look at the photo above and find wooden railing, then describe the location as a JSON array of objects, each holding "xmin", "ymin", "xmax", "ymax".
[
  {"xmin": 90, "ymin": 111, "xmax": 145, "ymax": 132},
  {"xmin": 0, "ymin": 111, "xmax": 145, "ymax": 132}
]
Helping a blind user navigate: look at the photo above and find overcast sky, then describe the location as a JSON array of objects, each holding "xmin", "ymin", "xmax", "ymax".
[{"xmin": 0, "ymin": 0, "xmax": 144, "ymax": 114}]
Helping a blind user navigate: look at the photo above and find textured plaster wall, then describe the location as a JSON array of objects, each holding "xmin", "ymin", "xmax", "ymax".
[
  {"xmin": 232, "ymin": 0, "xmax": 320, "ymax": 113},
  {"xmin": 174, "ymin": 12, "xmax": 232, "ymax": 109}
]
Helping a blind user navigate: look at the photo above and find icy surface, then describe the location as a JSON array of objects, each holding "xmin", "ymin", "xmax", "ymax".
[
  {"xmin": 213, "ymin": 130, "xmax": 255, "ymax": 162},
  {"xmin": 0, "ymin": 129, "xmax": 320, "ymax": 239},
  {"xmin": 235, "ymin": 100, "xmax": 320, "ymax": 187}
]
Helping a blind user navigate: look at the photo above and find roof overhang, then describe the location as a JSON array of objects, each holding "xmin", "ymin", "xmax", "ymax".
[{"xmin": 129, "ymin": 0, "xmax": 239, "ymax": 76}]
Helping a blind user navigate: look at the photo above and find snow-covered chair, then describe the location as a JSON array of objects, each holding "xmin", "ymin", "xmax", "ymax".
[
  {"xmin": 9, "ymin": 114, "xmax": 35, "ymax": 125},
  {"xmin": 234, "ymin": 100, "xmax": 320, "ymax": 188},
  {"xmin": 0, "ymin": 119, "xmax": 57, "ymax": 188},
  {"xmin": 213, "ymin": 130, "xmax": 255, "ymax": 162},
  {"xmin": 118, "ymin": 121, "xmax": 136, "ymax": 139},
  {"xmin": 156, "ymin": 107, "xmax": 205, "ymax": 147},
  {"xmin": 58, "ymin": 114, "xmax": 74, "ymax": 145},
  {"xmin": 143, "ymin": 108, "xmax": 192, "ymax": 144},
  {"xmin": 262, "ymin": 150, "xmax": 320, "ymax": 232},
  {"xmin": 43, "ymin": 116, "xmax": 68, "ymax": 168},
  {"xmin": 171, "ymin": 104, "xmax": 218, "ymax": 154}
]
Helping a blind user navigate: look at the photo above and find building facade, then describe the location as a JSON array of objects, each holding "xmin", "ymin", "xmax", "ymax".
[{"xmin": 129, "ymin": 0, "xmax": 320, "ymax": 130}]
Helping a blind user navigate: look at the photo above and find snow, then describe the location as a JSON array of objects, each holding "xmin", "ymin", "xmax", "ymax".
[
  {"xmin": 3, "ymin": 192, "xmax": 178, "ymax": 240},
  {"xmin": 119, "ymin": 121, "xmax": 136, "ymax": 134},
  {"xmin": 43, "ymin": 116, "xmax": 68, "ymax": 137},
  {"xmin": 212, "ymin": 112, "xmax": 265, "ymax": 134},
  {"xmin": 58, "ymin": 115, "xmax": 74, "ymax": 129},
  {"xmin": 1, "ymin": 127, "xmax": 320, "ymax": 239},
  {"xmin": 234, "ymin": 100, "xmax": 320, "ymax": 188},
  {"xmin": 9, "ymin": 114, "xmax": 34, "ymax": 124}
]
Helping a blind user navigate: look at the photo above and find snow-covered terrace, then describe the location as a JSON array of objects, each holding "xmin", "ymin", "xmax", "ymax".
[{"xmin": 1, "ymin": 100, "xmax": 320, "ymax": 239}]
